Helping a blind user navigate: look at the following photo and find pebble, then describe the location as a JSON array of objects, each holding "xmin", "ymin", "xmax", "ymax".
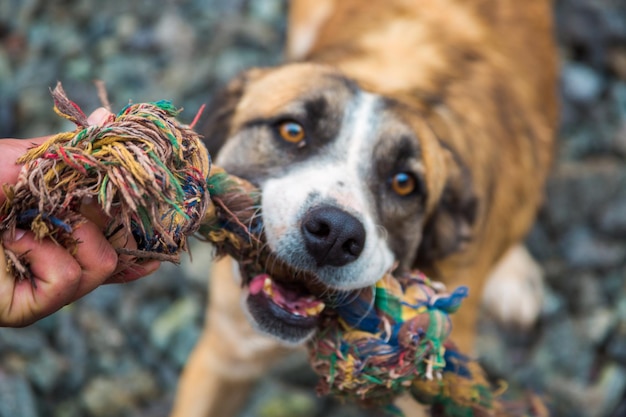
[
  {"xmin": 213, "ymin": 48, "xmax": 266, "ymax": 83},
  {"xmin": 258, "ymin": 390, "xmax": 318, "ymax": 417},
  {"xmin": 115, "ymin": 15, "xmax": 140, "ymax": 42},
  {"xmin": 154, "ymin": 12, "xmax": 196, "ymax": 62},
  {"xmin": 575, "ymin": 307, "xmax": 615, "ymax": 345},
  {"xmin": 474, "ymin": 323, "xmax": 512, "ymax": 378},
  {"xmin": 0, "ymin": 326, "xmax": 46, "ymax": 356},
  {"xmin": 54, "ymin": 310, "xmax": 88, "ymax": 392},
  {"xmin": 560, "ymin": 227, "xmax": 626, "ymax": 269},
  {"xmin": 0, "ymin": 92, "xmax": 16, "ymax": 138},
  {"xmin": 535, "ymin": 316, "xmax": 594, "ymax": 381},
  {"xmin": 612, "ymin": 82, "xmax": 626, "ymax": 119},
  {"xmin": 585, "ymin": 364, "xmax": 626, "ymax": 417},
  {"xmin": 525, "ymin": 223, "xmax": 555, "ymax": 261},
  {"xmin": 78, "ymin": 309, "xmax": 125, "ymax": 352},
  {"xmin": 249, "ymin": 0, "xmax": 285, "ymax": 23},
  {"xmin": 599, "ymin": 195, "xmax": 626, "ymax": 236},
  {"xmin": 168, "ymin": 324, "xmax": 202, "ymax": 367},
  {"xmin": 81, "ymin": 371, "xmax": 158, "ymax": 417},
  {"xmin": 561, "ymin": 63, "xmax": 605, "ymax": 105},
  {"xmin": 610, "ymin": 47, "xmax": 626, "ymax": 82},
  {"xmin": 541, "ymin": 285, "xmax": 566, "ymax": 318},
  {"xmin": 150, "ymin": 297, "xmax": 201, "ymax": 351},
  {"xmin": 65, "ymin": 57, "xmax": 92, "ymax": 80},
  {"xmin": 608, "ymin": 316, "xmax": 626, "ymax": 365},
  {"xmin": 26, "ymin": 347, "xmax": 67, "ymax": 392},
  {"xmin": 571, "ymin": 273, "xmax": 607, "ymax": 313},
  {"xmin": 53, "ymin": 400, "xmax": 82, "ymax": 417},
  {"xmin": 613, "ymin": 124, "xmax": 626, "ymax": 157},
  {"xmin": 0, "ymin": 372, "xmax": 38, "ymax": 417},
  {"xmin": 240, "ymin": 378, "xmax": 338, "ymax": 417},
  {"xmin": 80, "ymin": 283, "xmax": 125, "ymax": 313},
  {"xmin": 544, "ymin": 161, "xmax": 624, "ymax": 232}
]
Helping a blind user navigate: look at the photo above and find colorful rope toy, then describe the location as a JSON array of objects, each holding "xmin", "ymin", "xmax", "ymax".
[
  {"xmin": 0, "ymin": 87, "xmax": 548, "ymax": 417},
  {"xmin": 1, "ymin": 83, "xmax": 211, "ymax": 277}
]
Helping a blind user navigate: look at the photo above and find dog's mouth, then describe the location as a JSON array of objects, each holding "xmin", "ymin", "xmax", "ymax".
[
  {"xmin": 243, "ymin": 267, "xmax": 331, "ymax": 344},
  {"xmin": 250, "ymin": 274, "xmax": 326, "ymax": 318}
]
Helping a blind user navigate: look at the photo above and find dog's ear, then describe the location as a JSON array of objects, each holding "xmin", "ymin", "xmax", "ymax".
[
  {"xmin": 415, "ymin": 150, "xmax": 478, "ymax": 267},
  {"xmin": 199, "ymin": 68, "xmax": 268, "ymax": 156}
]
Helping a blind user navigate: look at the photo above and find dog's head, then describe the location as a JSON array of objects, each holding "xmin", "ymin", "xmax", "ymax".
[{"xmin": 203, "ymin": 63, "xmax": 477, "ymax": 344}]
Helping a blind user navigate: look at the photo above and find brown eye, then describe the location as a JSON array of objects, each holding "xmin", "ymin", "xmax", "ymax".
[
  {"xmin": 390, "ymin": 172, "xmax": 416, "ymax": 196},
  {"xmin": 278, "ymin": 121, "xmax": 305, "ymax": 144}
]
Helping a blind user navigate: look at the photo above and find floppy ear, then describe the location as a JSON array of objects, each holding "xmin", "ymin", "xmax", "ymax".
[
  {"xmin": 198, "ymin": 68, "xmax": 268, "ymax": 156},
  {"xmin": 414, "ymin": 149, "xmax": 478, "ymax": 266}
]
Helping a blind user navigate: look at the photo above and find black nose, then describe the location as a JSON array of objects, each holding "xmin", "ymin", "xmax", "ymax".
[{"xmin": 301, "ymin": 205, "xmax": 366, "ymax": 267}]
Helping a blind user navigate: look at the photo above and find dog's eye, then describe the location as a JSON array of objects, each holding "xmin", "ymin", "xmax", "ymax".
[
  {"xmin": 390, "ymin": 172, "xmax": 417, "ymax": 197},
  {"xmin": 278, "ymin": 121, "xmax": 305, "ymax": 144}
]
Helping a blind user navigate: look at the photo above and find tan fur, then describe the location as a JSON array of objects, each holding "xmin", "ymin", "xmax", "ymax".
[
  {"xmin": 232, "ymin": 65, "xmax": 352, "ymax": 125},
  {"xmin": 172, "ymin": 1, "xmax": 558, "ymax": 415}
]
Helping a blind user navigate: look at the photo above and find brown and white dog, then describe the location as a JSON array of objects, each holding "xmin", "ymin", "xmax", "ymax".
[{"xmin": 172, "ymin": 0, "xmax": 558, "ymax": 416}]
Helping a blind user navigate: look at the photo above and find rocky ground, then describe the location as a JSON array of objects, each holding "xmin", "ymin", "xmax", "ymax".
[{"xmin": 0, "ymin": 0, "xmax": 625, "ymax": 416}]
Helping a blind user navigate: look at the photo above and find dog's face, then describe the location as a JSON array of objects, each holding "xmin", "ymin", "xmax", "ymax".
[{"xmin": 204, "ymin": 63, "xmax": 476, "ymax": 344}]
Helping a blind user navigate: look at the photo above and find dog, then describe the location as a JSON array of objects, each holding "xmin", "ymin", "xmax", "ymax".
[{"xmin": 171, "ymin": 0, "xmax": 558, "ymax": 416}]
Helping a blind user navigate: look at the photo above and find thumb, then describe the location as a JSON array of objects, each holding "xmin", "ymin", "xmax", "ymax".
[{"xmin": 87, "ymin": 107, "xmax": 113, "ymax": 126}]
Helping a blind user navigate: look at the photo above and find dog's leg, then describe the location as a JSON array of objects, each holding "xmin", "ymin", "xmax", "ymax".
[
  {"xmin": 481, "ymin": 244, "xmax": 544, "ymax": 329},
  {"xmin": 171, "ymin": 257, "xmax": 293, "ymax": 417}
]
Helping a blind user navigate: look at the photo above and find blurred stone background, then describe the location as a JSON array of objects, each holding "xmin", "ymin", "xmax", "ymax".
[{"xmin": 0, "ymin": 0, "xmax": 625, "ymax": 416}]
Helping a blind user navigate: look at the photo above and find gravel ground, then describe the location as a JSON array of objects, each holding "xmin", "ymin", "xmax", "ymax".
[{"xmin": 0, "ymin": 1, "xmax": 625, "ymax": 416}]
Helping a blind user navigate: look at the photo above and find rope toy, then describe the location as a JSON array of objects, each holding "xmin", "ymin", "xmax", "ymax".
[
  {"xmin": 1, "ymin": 83, "xmax": 211, "ymax": 280},
  {"xmin": 0, "ymin": 86, "xmax": 548, "ymax": 417}
]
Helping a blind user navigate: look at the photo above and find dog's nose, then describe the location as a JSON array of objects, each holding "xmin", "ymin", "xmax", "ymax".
[{"xmin": 301, "ymin": 206, "xmax": 366, "ymax": 267}]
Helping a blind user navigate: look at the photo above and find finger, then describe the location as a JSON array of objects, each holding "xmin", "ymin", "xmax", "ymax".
[
  {"xmin": 0, "ymin": 239, "xmax": 25, "ymax": 326},
  {"xmin": 78, "ymin": 197, "xmax": 136, "ymax": 266},
  {"xmin": 0, "ymin": 137, "xmax": 51, "ymax": 205},
  {"xmin": 78, "ymin": 197, "xmax": 160, "ymax": 282},
  {"xmin": 87, "ymin": 107, "xmax": 113, "ymax": 126},
  {"xmin": 68, "ymin": 219, "xmax": 119, "ymax": 300},
  {"xmin": 1, "ymin": 230, "xmax": 83, "ymax": 326},
  {"xmin": 79, "ymin": 197, "xmax": 108, "ymax": 229},
  {"xmin": 104, "ymin": 259, "xmax": 161, "ymax": 284},
  {"xmin": 102, "ymin": 220, "xmax": 142, "ymax": 278},
  {"xmin": 78, "ymin": 197, "xmax": 137, "ymax": 254}
]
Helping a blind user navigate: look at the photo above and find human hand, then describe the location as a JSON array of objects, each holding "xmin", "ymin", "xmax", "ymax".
[{"xmin": 0, "ymin": 108, "xmax": 161, "ymax": 327}]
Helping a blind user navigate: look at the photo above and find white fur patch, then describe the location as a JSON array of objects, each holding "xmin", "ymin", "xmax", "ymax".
[{"xmin": 482, "ymin": 245, "xmax": 544, "ymax": 328}]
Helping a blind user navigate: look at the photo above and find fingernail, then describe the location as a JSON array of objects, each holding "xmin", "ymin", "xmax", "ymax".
[
  {"xmin": 2, "ymin": 229, "xmax": 26, "ymax": 242},
  {"xmin": 87, "ymin": 107, "xmax": 111, "ymax": 126},
  {"xmin": 14, "ymin": 229, "xmax": 26, "ymax": 241}
]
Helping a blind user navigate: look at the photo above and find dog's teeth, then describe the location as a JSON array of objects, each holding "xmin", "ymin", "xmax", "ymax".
[
  {"xmin": 263, "ymin": 276, "xmax": 274, "ymax": 297},
  {"xmin": 305, "ymin": 302, "xmax": 325, "ymax": 316}
]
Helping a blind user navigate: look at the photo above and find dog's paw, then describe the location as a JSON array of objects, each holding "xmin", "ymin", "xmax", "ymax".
[{"xmin": 482, "ymin": 245, "xmax": 544, "ymax": 329}]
